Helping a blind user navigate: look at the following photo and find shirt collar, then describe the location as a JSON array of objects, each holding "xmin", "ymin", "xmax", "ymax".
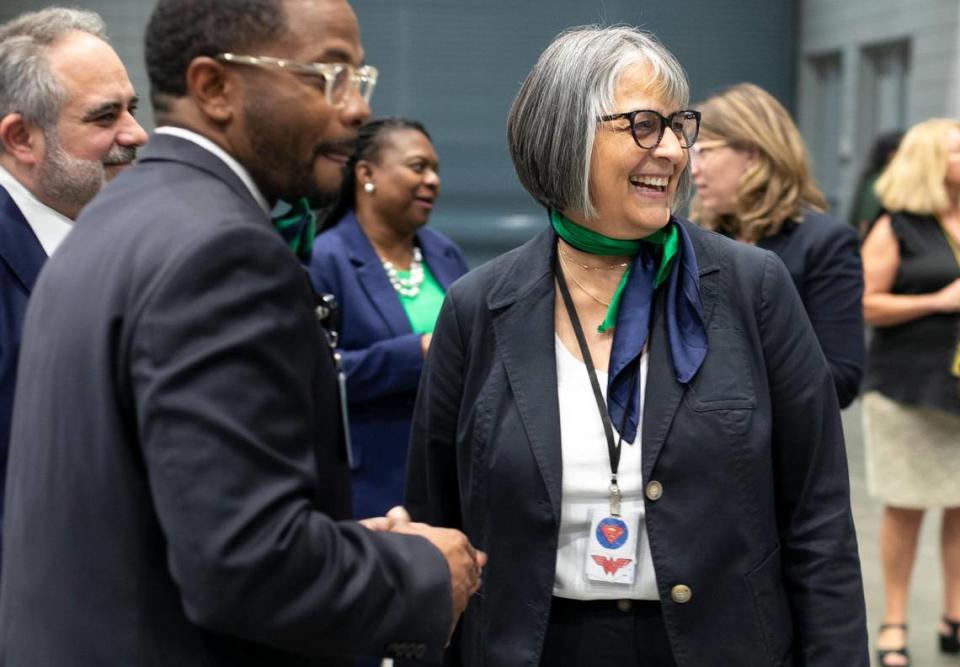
[
  {"xmin": 154, "ymin": 126, "xmax": 271, "ymax": 215},
  {"xmin": 0, "ymin": 163, "xmax": 73, "ymax": 256}
]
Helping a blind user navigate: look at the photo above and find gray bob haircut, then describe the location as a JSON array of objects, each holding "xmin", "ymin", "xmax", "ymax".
[
  {"xmin": 507, "ymin": 26, "xmax": 691, "ymax": 220},
  {"xmin": 0, "ymin": 8, "xmax": 107, "ymax": 140}
]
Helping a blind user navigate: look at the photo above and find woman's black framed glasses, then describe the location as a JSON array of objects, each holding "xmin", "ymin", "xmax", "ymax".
[{"xmin": 599, "ymin": 109, "xmax": 701, "ymax": 150}]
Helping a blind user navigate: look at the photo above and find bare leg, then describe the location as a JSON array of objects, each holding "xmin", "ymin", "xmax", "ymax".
[
  {"xmin": 878, "ymin": 505, "xmax": 924, "ymax": 666},
  {"xmin": 939, "ymin": 508, "xmax": 960, "ymax": 644}
]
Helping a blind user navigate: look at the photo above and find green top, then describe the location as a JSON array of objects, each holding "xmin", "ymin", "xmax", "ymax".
[{"xmin": 396, "ymin": 262, "xmax": 445, "ymax": 334}]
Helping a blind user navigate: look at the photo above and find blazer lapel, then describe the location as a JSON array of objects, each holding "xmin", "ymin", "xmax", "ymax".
[
  {"xmin": 685, "ymin": 219, "xmax": 721, "ymax": 330},
  {"xmin": 0, "ymin": 185, "xmax": 47, "ymax": 294},
  {"xmin": 641, "ymin": 295, "xmax": 685, "ymax": 481},
  {"xmin": 340, "ymin": 213, "xmax": 411, "ymax": 337},
  {"xmin": 642, "ymin": 220, "xmax": 719, "ymax": 479},
  {"xmin": 418, "ymin": 232, "xmax": 461, "ymax": 290},
  {"xmin": 488, "ymin": 229, "xmax": 563, "ymax": 519}
]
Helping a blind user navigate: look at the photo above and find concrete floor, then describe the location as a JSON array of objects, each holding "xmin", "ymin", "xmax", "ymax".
[{"xmin": 843, "ymin": 400, "xmax": 958, "ymax": 666}]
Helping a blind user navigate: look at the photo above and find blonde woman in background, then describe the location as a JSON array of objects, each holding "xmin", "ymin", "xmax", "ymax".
[
  {"xmin": 689, "ymin": 82, "xmax": 864, "ymax": 408},
  {"xmin": 860, "ymin": 118, "xmax": 960, "ymax": 667}
]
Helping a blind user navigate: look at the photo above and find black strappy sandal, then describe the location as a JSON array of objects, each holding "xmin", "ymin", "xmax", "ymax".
[
  {"xmin": 940, "ymin": 616, "xmax": 960, "ymax": 654},
  {"xmin": 876, "ymin": 623, "xmax": 909, "ymax": 667}
]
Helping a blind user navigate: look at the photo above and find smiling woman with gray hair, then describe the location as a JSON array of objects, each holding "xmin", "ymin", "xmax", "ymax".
[{"xmin": 406, "ymin": 25, "xmax": 868, "ymax": 666}]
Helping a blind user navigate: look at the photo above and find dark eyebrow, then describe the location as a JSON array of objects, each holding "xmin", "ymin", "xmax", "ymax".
[
  {"xmin": 311, "ymin": 47, "xmax": 359, "ymax": 65},
  {"xmin": 81, "ymin": 95, "xmax": 139, "ymax": 122}
]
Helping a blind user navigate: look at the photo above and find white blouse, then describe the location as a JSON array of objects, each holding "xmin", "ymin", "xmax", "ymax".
[{"xmin": 552, "ymin": 335, "xmax": 658, "ymax": 600}]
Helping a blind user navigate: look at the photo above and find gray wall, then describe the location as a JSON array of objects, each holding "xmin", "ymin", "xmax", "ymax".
[
  {"xmin": 1, "ymin": 0, "xmax": 797, "ymax": 265},
  {"xmin": 798, "ymin": 0, "xmax": 960, "ymax": 222}
]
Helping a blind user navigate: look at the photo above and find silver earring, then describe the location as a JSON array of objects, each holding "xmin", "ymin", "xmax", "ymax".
[{"xmin": 363, "ymin": 182, "xmax": 376, "ymax": 194}]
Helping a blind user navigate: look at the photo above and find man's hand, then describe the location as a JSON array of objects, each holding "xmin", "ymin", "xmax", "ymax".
[
  {"xmin": 358, "ymin": 505, "xmax": 413, "ymax": 532},
  {"xmin": 359, "ymin": 507, "xmax": 485, "ymax": 637},
  {"xmin": 392, "ymin": 522, "xmax": 486, "ymax": 639}
]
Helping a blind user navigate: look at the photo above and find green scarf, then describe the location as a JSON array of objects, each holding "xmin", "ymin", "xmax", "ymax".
[{"xmin": 550, "ymin": 209, "xmax": 678, "ymax": 332}]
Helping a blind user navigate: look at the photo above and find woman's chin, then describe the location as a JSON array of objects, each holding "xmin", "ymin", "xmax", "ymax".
[{"xmin": 628, "ymin": 209, "xmax": 672, "ymax": 235}]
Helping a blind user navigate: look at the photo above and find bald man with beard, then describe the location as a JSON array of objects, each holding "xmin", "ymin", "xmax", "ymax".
[{"xmin": 0, "ymin": 6, "xmax": 146, "ymax": 562}]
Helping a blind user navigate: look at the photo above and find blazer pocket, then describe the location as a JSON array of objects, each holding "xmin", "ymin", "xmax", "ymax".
[
  {"xmin": 746, "ymin": 544, "xmax": 794, "ymax": 665},
  {"xmin": 686, "ymin": 394, "xmax": 756, "ymax": 413},
  {"xmin": 685, "ymin": 328, "xmax": 757, "ymax": 412}
]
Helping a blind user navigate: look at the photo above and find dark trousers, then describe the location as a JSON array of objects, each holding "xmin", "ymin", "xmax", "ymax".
[{"xmin": 540, "ymin": 597, "xmax": 677, "ymax": 667}]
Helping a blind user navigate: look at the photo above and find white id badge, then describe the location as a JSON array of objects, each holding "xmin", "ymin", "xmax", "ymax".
[{"xmin": 585, "ymin": 509, "xmax": 640, "ymax": 584}]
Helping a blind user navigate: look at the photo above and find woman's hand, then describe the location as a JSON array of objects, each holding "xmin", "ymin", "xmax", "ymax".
[
  {"xmin": 933, "ymin": 277, "xmax": 960, "ymax": 313},
  {"xmin": 420, "ymin": 333, "xmax": 432, "ymax": 357},
  {"xmin": 862, "ymin": 215, "xmax": 954, "ymax": 326}
]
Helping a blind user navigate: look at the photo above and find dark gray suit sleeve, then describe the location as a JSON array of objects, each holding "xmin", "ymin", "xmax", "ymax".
[
  {"xmin": 758, "ymin": 253, "xmax": 868, "ymax": 665},
  {"xmin": 129, "ymin": 224, "xmax": 451, "ymax": 662}
]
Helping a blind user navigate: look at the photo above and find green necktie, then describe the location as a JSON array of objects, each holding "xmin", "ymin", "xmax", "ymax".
[{"xmin": 272, "ymin": 198, "xmax": 317, "ymax": 263}]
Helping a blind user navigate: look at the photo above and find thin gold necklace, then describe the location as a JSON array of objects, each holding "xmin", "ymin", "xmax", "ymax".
[
  {"xmin": 558, "ymin": 252, "xmax": 613, "ymax": 307},
  {"xmin": 557, "ymin": 246, "xmax": 629, "ymax": 271}
]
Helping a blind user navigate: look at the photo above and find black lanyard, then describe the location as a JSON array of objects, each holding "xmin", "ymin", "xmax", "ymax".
[{"xmin": 554, "ymin": 251, "xmax": 632, "ymax": 516}]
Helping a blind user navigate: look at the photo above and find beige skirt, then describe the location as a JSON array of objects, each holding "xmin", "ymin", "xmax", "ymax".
[{"xmin": 863, "ymin": 391, "xmax": 960, "ymax": 508}]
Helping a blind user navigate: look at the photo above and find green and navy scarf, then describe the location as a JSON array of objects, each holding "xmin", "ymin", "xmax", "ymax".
[{"xmin": 551, "ymin": 210, "xmax": 707, "ymax": 442}]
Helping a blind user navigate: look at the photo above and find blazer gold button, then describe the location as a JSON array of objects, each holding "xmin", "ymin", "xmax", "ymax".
[
  {"xmin": 671, "ymin": 584, "xmax": 692, "ymax": 603},
  {"xmin": 616, "ymin": 599, "xmax": 632, "ymax": 612},
  {"xmin": 645, "ymin": 480, "xmax": 663, "ymax": 501}
]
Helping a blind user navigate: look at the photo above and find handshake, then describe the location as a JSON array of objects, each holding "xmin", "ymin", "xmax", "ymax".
[{"xmin": 361, "ymin": 507, "xmax": 487, "ymax": 638}]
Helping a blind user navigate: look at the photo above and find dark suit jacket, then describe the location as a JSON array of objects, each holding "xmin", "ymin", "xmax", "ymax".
[
  {"xmin": 0, "ymin": 134, "xmax": 450, "ymax": 666},
  {"xmin": 308, "ymin": 211, "xmax": 468, "ymax": 519},
  {"xmin": 0, "ymin": 185, "xmax": 46, "ymax": 562},
  {"xmin": 406, "ymin": 221, "xmax": 868, "ymax": 667},
  {"xmin": 758, "ymin": 210, "xmax": 864, "ymax": 408}
]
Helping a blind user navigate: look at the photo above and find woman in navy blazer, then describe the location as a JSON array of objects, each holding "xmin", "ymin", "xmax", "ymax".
[
  {"xmin": 405, "ymin": 27, "xmax": 867, "ymax": 666},
  {"xmin": 689, "ymin": 83, "xmax": 865, "ymax": 408},
  {"xmin": 309, "ymin": 118, "xmax": 468, "ymax": 521}
]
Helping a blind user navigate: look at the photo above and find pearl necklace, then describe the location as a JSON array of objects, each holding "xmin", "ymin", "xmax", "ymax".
[{"xmin": 382, "ymin": 246, "xmax": 424, "ymax": 297}]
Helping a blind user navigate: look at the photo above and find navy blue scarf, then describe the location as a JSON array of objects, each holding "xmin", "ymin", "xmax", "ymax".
[{"xmin": 604, "ymin": 218, "xmax": 708, "ymax": 443}]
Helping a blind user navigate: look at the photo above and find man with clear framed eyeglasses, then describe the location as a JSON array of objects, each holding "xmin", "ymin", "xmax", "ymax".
[{"xmin": 0, "ymin": 0, "xmax": 483, "ymax": 665}]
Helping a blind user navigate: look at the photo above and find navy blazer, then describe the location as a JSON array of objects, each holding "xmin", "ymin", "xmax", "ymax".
[
  {"xmin": 0, "ymin": 185, "xmax": 47, "ymax": 560},
  {"xmin": 406, "ymin": 221, "xmax": 868, "ymax": 666},
  {"xmin": 308, "ymin": 211, "xmax": 468, "ymax": 519},
  {"xmin": 0, "ymin": 135, "xmax": 451, "ymax": 666},
  {"xmin": 758, "ymin": 210, "xmax": 864, "ymax": 408}
]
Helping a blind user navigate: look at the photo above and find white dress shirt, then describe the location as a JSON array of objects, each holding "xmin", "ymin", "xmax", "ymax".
[
  {"xmin": 552, "ymin": 334, "xmax": 658, "ymax": 600},
  {"xmin": 0, "ymin": 164, "xmax": 72, "ymax": 256}
]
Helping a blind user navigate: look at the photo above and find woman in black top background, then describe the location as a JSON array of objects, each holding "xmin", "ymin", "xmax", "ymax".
[{"xmin": 860, "ymin": 117, "xmax": 960, "ymax": 667}]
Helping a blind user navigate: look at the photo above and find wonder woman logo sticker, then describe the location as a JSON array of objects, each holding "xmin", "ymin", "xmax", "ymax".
[{"xmin": 591, "ymin": 555, "xmax": 633, "ymax": 575}]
